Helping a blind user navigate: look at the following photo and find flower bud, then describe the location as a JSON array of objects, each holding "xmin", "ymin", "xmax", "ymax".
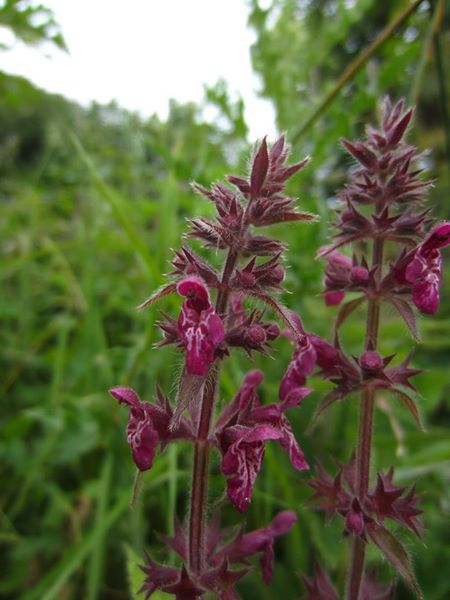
[
  {"xmin": 244, "ymin": 325, "xmax": 267, "ymax": 348},
  {"xmin": 350, "ymin": 266, "xmax": 369, "ymax": 285},
  {"xmin": 345, "ymin": 498, "xmax": 365, "ymax": 536},
  {"xmin": 325, "ymin": 290, "xmax": 345, "ymax": 306},
  {"xmin": 264, "ymin": 321, "xmax": 280, "ymax": 341},
  {"xmin": 359, "ymin": 350, "xmax": 384, "ymax": 374}
]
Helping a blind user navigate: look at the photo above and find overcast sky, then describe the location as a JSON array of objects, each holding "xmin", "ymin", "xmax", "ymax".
[{"xmin": 1, "ymin": 0, "xmax": 277, "ymax": 138}]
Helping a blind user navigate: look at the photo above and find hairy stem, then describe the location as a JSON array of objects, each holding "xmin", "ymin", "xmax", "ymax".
[
  {"xmin": 188, "ymin": 248, "xmax": 238, "ymax": 574},
  {"xmin": 188, "ymin": 378, "xmax": 218, "ymax": 573},
  {"xmin": 346, "ymin": 235, "xmax": 383, "ymax": 600}
]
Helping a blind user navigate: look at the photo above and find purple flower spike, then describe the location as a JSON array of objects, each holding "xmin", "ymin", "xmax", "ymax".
[
  {"xmin": 177, "ymin": 276, "xmax": 225, "ymax": 375},
  {"xmin": 109, "ymin": 387, "xmax": 159, "ymax": 471}
]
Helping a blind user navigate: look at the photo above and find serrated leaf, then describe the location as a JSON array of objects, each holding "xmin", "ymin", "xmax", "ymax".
[{"xmin": 367, "ymin": 524, "xmax": 423, "ymax": 600}]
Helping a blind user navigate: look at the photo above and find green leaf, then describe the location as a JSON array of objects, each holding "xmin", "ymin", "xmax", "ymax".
[
  {"xmin": 124, "ymin": 544, "xmax": 145, "ymax": 597},
  {"xmin": 390, "ymin": 386, "xmax": 425, "ymax": 431},
  {"xmin": 367, "ymin": 523, "xmax": 424, "ymax": 599}
]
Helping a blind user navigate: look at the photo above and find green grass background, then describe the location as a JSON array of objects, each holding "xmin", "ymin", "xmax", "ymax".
[{"xmin": 1, "ymin": 0, "xmax": 450, "ymax": 598}]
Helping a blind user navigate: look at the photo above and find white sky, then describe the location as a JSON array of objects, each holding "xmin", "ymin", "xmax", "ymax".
[{"xmin": 0, "ymin": 0, "xmax": 277, "ymax": 139}]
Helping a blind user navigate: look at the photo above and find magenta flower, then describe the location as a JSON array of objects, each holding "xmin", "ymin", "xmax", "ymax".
[
  {"xmin": 279, "ymin": 333, "xmax": 317, "ymax": 402},
  {"xmin": 177, "ymin": 276, "xmax": 225, "ymax": 375},
  {"xmin": 109, "ymin": 386, "xmax": 190, "ymax": 471},
  {"xmin": 404, "ymin": 222, "xmax": 450, "ymax": 314},
  {"xmin": 309, "ymin": 334, "xmax": 340, "ymax": 372},
  {"xmin": 221, "ymin": 511, "xmax": 297, "ymax": 583},
  {"xmin": 109, "ymin": 387, "xmax": 159, "ymax": 471},
  {"xmin": 216, "ymin": 371, "xmax": 309, "ymax": 512},
  {"xmin": 324, "ymin": 290, "xmax": 345, "ymax": 306},
  {"xmin": 279, "ymin": 314, "xmax": 342, "ymax": 402}
]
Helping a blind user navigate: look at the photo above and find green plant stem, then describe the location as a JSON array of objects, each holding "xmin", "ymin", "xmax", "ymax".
[
  {"xmin": 188, "ymin": 249, "xmax": 238, "ymax": 574},
  {"xmin": 346, "ymin": 235, "xmax": 383, "ymax": 600},
  {"xmin": 292, "ymin": 0, "xmax": 425, "ymax": 143}
]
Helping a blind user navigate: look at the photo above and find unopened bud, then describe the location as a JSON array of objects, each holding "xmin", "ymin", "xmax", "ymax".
[
  {"xmin": 244, "ymin": 325, "xmax": 267, "ymax": 347},
  {"xmin": 360, "ymin": 351, "xmax": 383, "ymax": 373},
  {"xmin": 350, "ymin": 266, "xmax": 369, "ymax": 285},
  {"xmin": 264, "ymin": 322, "xmax": 280, "ymax": 341},
  {"xmin": 345, "ymin": 498, "xmax": 365, "ymax": 536}
]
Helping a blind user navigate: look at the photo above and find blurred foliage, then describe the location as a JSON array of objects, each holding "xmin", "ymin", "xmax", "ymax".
[
  {"xmin": 0, "ymin": 0, "xmax": 66, "ymax": 50},
  {"xmin": 0, "ymin": 0, "xmax": 449, "ymax": 599}
]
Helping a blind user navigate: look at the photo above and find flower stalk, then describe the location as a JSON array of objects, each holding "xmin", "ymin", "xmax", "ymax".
[
  {"xmin": 110, "ymin": 136, "xmax": 315, "ymax": 598},
  {"xmin": 290, "ymin": 98, "xmax": 450, "ymax": 599},
  {"xmin": 188, "ymin": 248, "xmax": 237, "ymax": 575},
  {"xmin": 347, "ymin": 235, "xmax": 384, "ymax": 599}
]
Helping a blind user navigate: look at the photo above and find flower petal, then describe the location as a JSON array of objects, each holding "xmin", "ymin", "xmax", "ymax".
[
  {"xmin": 279, "ymin": 335, "xmax": 316, "ymax": 402},
  {"xmin": 278, "ymin": 415, "xmax": 309, "ymax": 471},
  {"xmin": 177, "ymin": 277, "xmax": 225, "ymax": 375},
  {"xmin": 109, "ymin": 387, "xmax": 159, "ymax": 471},
  {"xmin": 221, "ymin": 424, "xmax": 281, "ymax": 512}
]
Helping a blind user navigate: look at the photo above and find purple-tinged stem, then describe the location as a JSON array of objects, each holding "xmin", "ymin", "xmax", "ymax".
[
  {"xmin": 188, "ymin": 248, "xmax": 238, "ymax": 574},
  {"xmin": 346, "ymin": 234, "xmax": 383, "ymax": 600}
]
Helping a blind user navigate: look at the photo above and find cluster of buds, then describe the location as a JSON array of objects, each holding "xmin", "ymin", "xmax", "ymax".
[
  {"xmin": 110, "ymin": 136, "xmax": 316, "ymax": 597},
  {"xmin": 293, "ymin": 99, "xmax": 449, "ymax": 598},
  {"xmin": 322, "ymin": 251, "xmax": 370, "ymax": 306}
]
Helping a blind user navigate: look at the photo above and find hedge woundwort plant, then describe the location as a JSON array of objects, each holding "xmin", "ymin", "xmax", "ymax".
[
  {"xmin": 110, "ymin": 100, "xmax": 448, "ymax": 599},
  {"xmin": 110, "ymin": 136, "xmax": 317, "ymax": 598},
  {"xmin": 292, "ymin": 99, "xmax": 450, "ymax": 599}
]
